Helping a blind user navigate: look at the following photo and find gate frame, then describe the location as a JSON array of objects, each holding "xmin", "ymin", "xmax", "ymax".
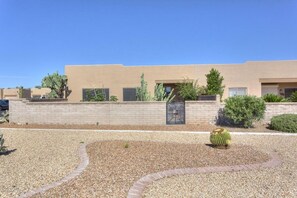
[{"xmin": 166, "ymin": 101, "xmax": 186, "ymax": 125}]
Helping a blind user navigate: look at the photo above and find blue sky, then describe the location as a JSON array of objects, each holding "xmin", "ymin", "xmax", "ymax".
[{"xmin": 1, "ymin": 0, "xmax": 297, "ymax": 88}]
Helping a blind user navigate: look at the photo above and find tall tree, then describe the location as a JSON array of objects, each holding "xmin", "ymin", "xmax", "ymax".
[
  {"xmin": 206, "ymin": 68, "xmax": 225, "ymax": 99},
  {"xmin": 42, "ymin": 72, "xmax": 68, "ymax": 98}
]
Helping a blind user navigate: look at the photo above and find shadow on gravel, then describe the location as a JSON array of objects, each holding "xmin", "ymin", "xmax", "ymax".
[{"xmin": 0, "ymin": 149, "xmax": 17, "ymax": 156}]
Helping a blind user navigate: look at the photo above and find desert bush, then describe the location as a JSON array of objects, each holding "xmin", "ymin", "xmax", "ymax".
[
  {"xmin": 224, "ymin": 95, "xmax": 266, "ymax": 128},
  {"xmin": 85, "ymin": 89, "xmax": 105, "ymax": 101},
  {"xmin": 289, "ymin": 91, "xmax": 297, "ymax": 102},
  {"xmin": 176, "ymin": 80, "xmax": 199, "ymax": 101},
  {"xmin": 210, "ymin": 128, "xmax": 231, "ymax": 149},
  {"xmin": 262, "ymin": 93, "xmax": 287, "ymax": 102},
  {"xmin": 270, "ymin": 114, "xmax": 297, "ymax": 133},
  {"xmin": 109, "ymin": 96, "xmax": 118, "ymax": 102}
]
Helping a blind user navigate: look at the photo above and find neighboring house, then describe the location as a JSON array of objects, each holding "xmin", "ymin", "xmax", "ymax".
[
  {"xmin": 0, "ymin": 88, "xmax": 31, "ymax": 99},
  {"xmin": 65, "ymin": 60, "xmax": 297, "ymax": 102},
  {"xmin": 31, "ymin": 88, "xmax": 51, "ymax": 99},
  {"xmin": 0, "ymin": 88, "xmax": 51, "ymax": 99}
]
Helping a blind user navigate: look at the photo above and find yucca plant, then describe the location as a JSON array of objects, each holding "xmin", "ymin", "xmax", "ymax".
[
  {"xmin": 154, "ymin": 83, "xmax": 175, "ymax": 102},
  {"xmin": 0, "ymin": 133, "xmax": 7, "ymax": 153},
  {"xmin": 210, "ymin": 128, "xmax": 231, "ymax": 149}
]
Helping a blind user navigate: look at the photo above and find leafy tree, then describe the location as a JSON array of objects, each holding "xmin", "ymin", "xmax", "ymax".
[
  {"xmin": 206, "ymin": 68, "xmax": 225, "ymax": 99},
  {"xmin": 41, "ymin": 72, "xmax": 68, "ymax": 98},
  {"xmin": 136, "ymin": 73, "xmax": 151, "ymax": 101},
  {"xmin": 176, "ymin": 79, "xmax": 199, "ymax": 101}
]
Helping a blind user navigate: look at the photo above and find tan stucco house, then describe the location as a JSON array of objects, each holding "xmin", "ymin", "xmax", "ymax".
[
  {"xmin": 65, "ymin": 60, "xmax": 297, "ymax": 102},
  {"xmin": 0, "ymin": 88, "xmax": 51, "ymax": 99}
]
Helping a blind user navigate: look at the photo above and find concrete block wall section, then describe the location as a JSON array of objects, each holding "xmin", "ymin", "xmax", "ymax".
[
  {"xmin": 8, "ymin": 99, "xmax": 297, "ymax": 125},
  {"xmin": 9, "ymin": 100, "xmax": 167, "ymax": 125},
  {"xmin": 264, "ymin": 103, "xmax": 297, "ymax": 122}
]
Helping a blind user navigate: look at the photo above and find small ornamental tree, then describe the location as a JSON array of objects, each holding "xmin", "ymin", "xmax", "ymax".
[
  {"xmin": 42, "ymin": 72, "xmax": 69, "ymax": 98},
  {"xmin": 206, "ymin": 68, "xmax": 225, "ymax": 99},
  {"xmin": 224, "ymin": 95, "xmax": 266, "ymax": 128},
  {"xmin": 136, "ymin": 73, "xmax": 151, "ymax": 101}
]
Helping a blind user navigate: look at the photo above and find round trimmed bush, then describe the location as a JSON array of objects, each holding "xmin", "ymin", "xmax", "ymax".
[
  {"xmin": 270, "ymin": 114, "xmax": 297, "ymax": 133},
  {"xmin": 224, "ymin": 95, "xmax": 266, "ymax": 128}
]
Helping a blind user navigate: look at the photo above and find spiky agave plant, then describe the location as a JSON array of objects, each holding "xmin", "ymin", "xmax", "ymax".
[{"xmin": 210, "ymin": 128, "xmax": 231, "ymax": 149}]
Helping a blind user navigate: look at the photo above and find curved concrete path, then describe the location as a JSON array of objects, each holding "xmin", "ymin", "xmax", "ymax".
[{"xmin": 12, "ymin": 129, "xmax": 291, "ymax": 198}]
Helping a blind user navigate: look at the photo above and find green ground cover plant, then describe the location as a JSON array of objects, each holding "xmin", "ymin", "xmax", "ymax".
[{"xmin": 270, "ymin": 114, "xmax": 297, "ymax": 133}]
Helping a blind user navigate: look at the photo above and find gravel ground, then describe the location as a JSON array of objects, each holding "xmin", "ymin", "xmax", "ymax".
[
  {"xmin": 0, "ymin": 128, "xmax": 296, "ymax": 198},
  {"xmin": 0, "ymin": 122, "xmax": 277, "ymax": 132},
  {"xmin": 143, "ymin": 135, "xmax": 297, "ymax": 197},
  {"xmin": 32, "ymin": 141, "xmax": 269, "ymax": 198}
]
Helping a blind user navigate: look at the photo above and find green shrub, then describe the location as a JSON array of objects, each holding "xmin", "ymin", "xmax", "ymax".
[
  {"xmin": 262, "ymin": 93, "xmax": 287, "ymax": 102},
  {"xmin": 270, "ymin": 114, "xmax": 297, "ymax": 133},
  {"xmin": 176, "ymin": 80, "xmax": 199, "ymax": 101},
  {"xmin": 224, "ymin": 95, "xmax": 266, "ymax": 128},
  {"xmin": 109, "ymin": 95, "xmax": 118, "ymax": 102},
  {"xmin": 85, "ymin": 89, "xmax": 105, "ymax": 101},
  {"xmin": 210, "ymin": 128, "xmax": 231, "ymax": 149},
  {"xmin": 289, "ymin": 91, "xmax": 297, "ymax": 102}
]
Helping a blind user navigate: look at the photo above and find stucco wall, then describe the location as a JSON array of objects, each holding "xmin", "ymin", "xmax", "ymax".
[
  {"xmin": 65, "ymin": 60, "xmax": 297, "ymax": 102},
  {"xmin": 8, "ymin": 100, "xmax": 297, "ymax": 126}
]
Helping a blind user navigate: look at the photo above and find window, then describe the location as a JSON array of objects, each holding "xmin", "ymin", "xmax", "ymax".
[
  {"xmin": 229, "ymin": 87, "xmax": 247, "ymax": 97},
  {"xmin": 82, "ymin": 88, "xmax": 109, "ymax": 101},
  {"xmin": 123, "ymin": 88, "xmax": 137, "ymax": 101},
  {"xmin": 284, "ymin": 88, "xmax": 297, "ymax": 98}
]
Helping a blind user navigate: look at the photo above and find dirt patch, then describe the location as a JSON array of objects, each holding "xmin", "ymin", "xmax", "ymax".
[{"xmin": 33, "ymin": 141, "xmax": 271, "ymax": 198}]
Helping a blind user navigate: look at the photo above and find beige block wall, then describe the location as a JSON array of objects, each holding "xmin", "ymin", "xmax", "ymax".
[
  {"xmin": 9, "ymin": 100, "xmax": 297, "ymax": 126},
  {"xmin": 264, "ymin": 103, "xmax": 297, "ymax": 122},
  {"xmin": 65, "ymin": 60, "xmax": 297, "ymax": 102},
  {"xmin": 9, "ymin": 100, "xmax": 166, "ymax": 125},
  {"xmin": 185, "ymin": 101, "xmax": 222, "ymax": 124}
]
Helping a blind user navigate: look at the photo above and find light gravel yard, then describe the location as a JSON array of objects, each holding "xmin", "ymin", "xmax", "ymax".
[{"xmin": 0, "ymin": 128, "xmax": 296, "ymax": 198}]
